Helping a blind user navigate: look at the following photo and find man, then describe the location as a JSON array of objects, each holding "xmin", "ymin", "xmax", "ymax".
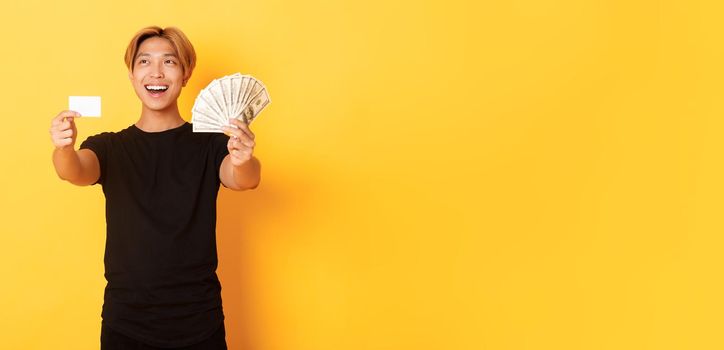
[{"xmin": 48, "ymin": 26, "xmax": 260, "ymax": 349}]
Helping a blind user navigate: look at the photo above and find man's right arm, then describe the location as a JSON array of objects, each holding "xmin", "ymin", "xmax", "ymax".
[{"xmin": 50, "ymin": 110, "xmax": 100, "ymax": 186}]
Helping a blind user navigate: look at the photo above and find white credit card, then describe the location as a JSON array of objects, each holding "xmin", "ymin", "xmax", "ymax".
[{"xmin": 68, "ymin": 96, "xmax": 101, "ymax": 117}]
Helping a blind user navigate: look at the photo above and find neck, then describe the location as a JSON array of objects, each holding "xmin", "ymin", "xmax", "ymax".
[{"xmin": 136, "ymin": 102, "xmax": 185, "ymax": 132}]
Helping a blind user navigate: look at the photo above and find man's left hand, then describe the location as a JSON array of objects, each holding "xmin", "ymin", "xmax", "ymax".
[{"xmin": 222, "ymin": 118, "xmax": 255, "ymax": 167}]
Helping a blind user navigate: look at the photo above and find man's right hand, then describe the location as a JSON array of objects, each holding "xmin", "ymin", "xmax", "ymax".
[
  {"xmin": 50, "ymin": 110, "xmax": 81, "ymax": 149},
  {"xmin": 50, "ymin": 110, "xmax": 100, "ymax": 185}
]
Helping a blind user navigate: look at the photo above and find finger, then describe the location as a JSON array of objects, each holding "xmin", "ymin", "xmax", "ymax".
[
  {"xmin": 228, "ymin": 138, "xmax": 244, "ymax": 151},
  {"xmin": 229, "ymin": 118, "xmax": 254, "ymax": 139},
  {"xmin": 222, "ymin": 125, "xmax": 249, "ymax": 140},
  {"xmin": 54, "ymin": 110, "xmax": 81, "ymax": 123},
  {"xmin": 57, "ymin": 116, "xmax": 75, "ymax": 129},
  {"xmin": 240, "ymin": 139, "xmax": 255, "ymax": 148},
  {"xmin": 55, "ymin": 137, "xmax": 73, "ymax": 147},
  {"xmin": 52, "ymin": 113, "xmax": 72, "ymax": 127},
  {"xmin": 228, "ymin": 135, "xmax": 254, "ymax": 150},
  {"xmin": 53, "ymin": 111, "xmax": 74, "ymax": 121},
  {"xmin": 231, "ymin": 149, "xmax": 251, "ymax": 160},
  {"xmin": 58, "ymin": 120, "xmax": 73, "ymax": 131},
  {"xmin": 57, "ymin": 129, "xmax": 74, "ymax": 138},
  {"xmin": 221, "ymin": 125, "xmax": 240, "ymax": 138},
  {"xmin": 228, "ymin": 118, "xmax": 246, "ymax": 129}
]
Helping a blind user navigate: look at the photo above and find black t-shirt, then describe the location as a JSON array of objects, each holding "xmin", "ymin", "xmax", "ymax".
[{"xmin": 79, "ymin": 121, "xmax": 230, "ymax": 348}]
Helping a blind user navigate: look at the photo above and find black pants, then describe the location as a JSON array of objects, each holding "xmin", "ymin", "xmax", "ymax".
[{"xmin": 101, "ymin": 323, "xmax": 227, "ymax": 350}]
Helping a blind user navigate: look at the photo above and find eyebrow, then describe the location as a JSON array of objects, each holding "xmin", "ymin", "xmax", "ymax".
[{"xmin": 136, "ymin": 52, "xmax": 178, "ymax": 59}]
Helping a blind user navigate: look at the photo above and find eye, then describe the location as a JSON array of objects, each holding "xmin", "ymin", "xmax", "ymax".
[
  {"xmin": 138, "ymin": 59, "xmax": 148, "ymax": 64},
  {"xmin": 165, "ymin": 59, "xmax": 176, "ymax": 64}
]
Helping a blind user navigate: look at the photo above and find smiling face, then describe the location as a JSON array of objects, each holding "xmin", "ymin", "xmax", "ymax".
[{"xmin": 128, "ymin": 36, "xmax": 188, "ymax": 113}]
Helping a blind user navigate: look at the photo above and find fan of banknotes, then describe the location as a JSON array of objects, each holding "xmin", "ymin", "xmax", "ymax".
[{"xmin": 191, "ymin": 73, "xmax": 271, "ymax": 133}]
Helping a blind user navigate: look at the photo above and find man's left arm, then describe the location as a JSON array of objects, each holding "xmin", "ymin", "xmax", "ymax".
[{"xmin": 220, "ymin": 119, "xmax": 261, "ymax": 191}]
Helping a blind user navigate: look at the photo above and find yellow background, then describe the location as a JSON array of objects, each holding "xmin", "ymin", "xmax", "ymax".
[{"xmin": 0, "ymin": 0, "xmax": 721, "ymax": 349}]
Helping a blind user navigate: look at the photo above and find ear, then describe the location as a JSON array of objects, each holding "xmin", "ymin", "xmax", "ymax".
[{"xmin": 128, "ymin": 70, "xmax": 133, "ymax": 81}]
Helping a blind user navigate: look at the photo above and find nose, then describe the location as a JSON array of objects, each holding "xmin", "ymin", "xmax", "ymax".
[{"xmin": 149, "ymin": 62, "xmax": 164, "ymax": 79}]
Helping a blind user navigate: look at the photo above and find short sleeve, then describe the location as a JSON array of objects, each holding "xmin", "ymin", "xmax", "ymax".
[
  {"xmin": 79, "ymin": 132, "xmax": 110, "ymax": 185},
  {"xmin": 211, "ymin": 133, "xmax": 230, "ymax": 186}
]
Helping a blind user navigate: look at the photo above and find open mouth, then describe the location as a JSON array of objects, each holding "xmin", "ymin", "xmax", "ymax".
[{"xmin": 144, "ymin": 84, "xmax": 169, "ymax": 97}]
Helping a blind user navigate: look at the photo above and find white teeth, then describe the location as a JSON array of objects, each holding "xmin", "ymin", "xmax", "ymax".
[{"xmin": 146, "ymin": 85, "xmax": 168, "ymax": 91}]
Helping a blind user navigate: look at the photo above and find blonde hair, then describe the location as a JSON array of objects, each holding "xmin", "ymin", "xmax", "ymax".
[{"xmin": 124, "ymin": 26, "xmax": 196, "ymax": 83}]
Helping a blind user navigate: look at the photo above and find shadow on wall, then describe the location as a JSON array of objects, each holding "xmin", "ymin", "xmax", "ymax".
[
  {"xmin": 193, "ymin": 36, "xmax": 307, "ymax": 348},
  {"xmin": 215, "ymin": 163, "xmax": 316, "ymax": 349},
  {"xmin": 216, "ymin": 184, "xmax": 269, "ymax": 350}
]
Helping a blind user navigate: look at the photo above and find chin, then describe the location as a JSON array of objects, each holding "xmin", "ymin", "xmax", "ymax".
[
  {"xmin": 145, "ymin": 103, "xmax": 174, "ymax": 112},
  {"xmin": 140, "ymin": 96, "xmax": 180, "ymax": 111}
]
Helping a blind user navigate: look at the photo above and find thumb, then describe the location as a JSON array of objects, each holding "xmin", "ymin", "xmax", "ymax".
[
  {"xmin": 65, "ymin": 111, "xmax": 82, "ymax": 121},
  {"xmin": 70, "ymin": 117, "xmax": 78, "ymax": 133}
]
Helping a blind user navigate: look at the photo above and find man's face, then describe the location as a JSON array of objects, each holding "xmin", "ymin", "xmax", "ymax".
[{"xmin": 128, "ymin": 37, "xmax": 186, "ymax": 112}]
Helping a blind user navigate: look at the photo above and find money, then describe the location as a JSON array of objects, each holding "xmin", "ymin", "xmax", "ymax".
[
  {"xmin": 191, "ymin": 73, "xmax": 271, "ymax": 133},
  {"xmin": 244, "ymin": 88, "xmax": 271, "ymax": 124}
]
